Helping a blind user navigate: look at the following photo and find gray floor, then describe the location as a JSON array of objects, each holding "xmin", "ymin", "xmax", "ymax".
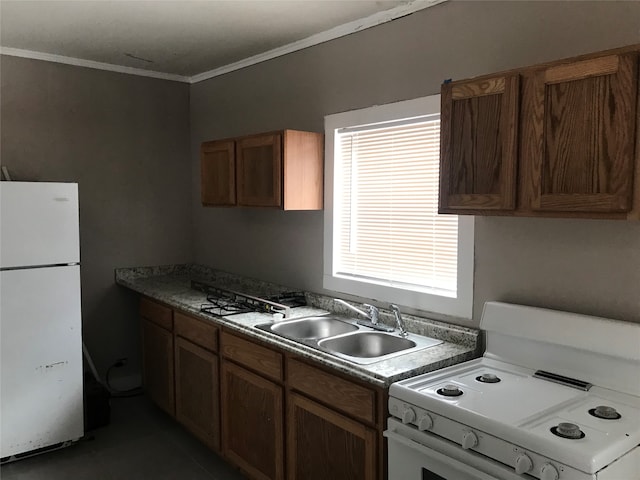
[{"xmin": 1, "ymin": 396, "xmax": 246, "ymax": 480}]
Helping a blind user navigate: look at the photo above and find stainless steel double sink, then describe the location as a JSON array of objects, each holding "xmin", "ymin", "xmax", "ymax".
[{"xmin": 255, "ymin": 315, "xmax": 442, "ymax": 364}]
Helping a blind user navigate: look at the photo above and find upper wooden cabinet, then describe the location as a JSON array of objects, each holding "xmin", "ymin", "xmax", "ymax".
[
  {"xmin": 440, "ymin": 44, "xmax": 640, "ymax": 220},
  {"xmin": 237, "ymin": 134, "xmax": 283, "ymax": 207},
  {"xmin": 526, "ymin": 53, "xmax": 638, "ymax": 213},
  {"xmin": 201, "ymin": 140, "xmax": 236, "ymax": 206},
  {"xmin": 440, "ymin": 74, "xmax": 519, "ymax": 212},
  {"xmin": 201, "ymin": 129, "xmax": 324, "ymax": 210}
]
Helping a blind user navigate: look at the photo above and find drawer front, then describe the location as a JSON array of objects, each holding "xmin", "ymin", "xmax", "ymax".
[
  {"xmin": 139, "ymin": 297, "xmax": 173, "ymax": 331},
  {"xmin": 288, "ymin": 359, "xmax": 375, "ymax": 424},
  {"xmin": 174, "ymin": 311, "xmax": 219, "ymax": 352},
  {"xmin": 221, "ymin": 331, "xmax": 283, "ymax": 382}
]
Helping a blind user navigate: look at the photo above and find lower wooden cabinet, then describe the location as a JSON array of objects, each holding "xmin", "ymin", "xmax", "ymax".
[
  {"xmin": 175, "ymin": 336, "xmax": 220, "ymax": 451},
  {"xmin": 221, "ymin": 360, "xmax": 284, "ymax": 480},
  {"xmin": 140, "ymin": 318, "xmax": 175, "ymax": 416},
  {"xmin": 139, "ymin": 297, "xmax": 386, "ymax": 480},
  {"xmin": 287, "ymin": 392, "xmax": 376, "ymax": 480}
]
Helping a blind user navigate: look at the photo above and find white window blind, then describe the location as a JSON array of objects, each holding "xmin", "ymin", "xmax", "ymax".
[
  {"xmin": 334, "ymin": 116, "xmax": 459, "ymax": 296},
  {"xmin": 324, "ymin": 95, "xmax": 474, "ymax": 320}
]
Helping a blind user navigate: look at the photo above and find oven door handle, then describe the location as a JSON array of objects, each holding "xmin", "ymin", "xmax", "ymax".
[{"xmin": 385, "ymin": 430, "xmax": 499, "ymax": 480}]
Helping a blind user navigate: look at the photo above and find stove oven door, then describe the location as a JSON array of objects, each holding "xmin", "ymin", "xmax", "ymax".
[{"xmin": 385, "ymin": 419, "xmax": 522, "ymax": 480}]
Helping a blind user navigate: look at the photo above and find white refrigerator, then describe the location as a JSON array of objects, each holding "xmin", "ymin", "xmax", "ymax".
[{"xmin": 0, "ymin": 182, "xmax": 84, "ymax": 460}]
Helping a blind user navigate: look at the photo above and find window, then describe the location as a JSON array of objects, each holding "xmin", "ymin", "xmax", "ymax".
[{"xmin": 324, "ymin": 95, "xmax": 474, "ymax": 319}]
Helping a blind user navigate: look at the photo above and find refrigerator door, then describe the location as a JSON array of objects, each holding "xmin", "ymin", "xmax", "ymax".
[
  {"xmin": 0, "ymin": 182, "xmax": 80, "ymax": 269},
  {"xmin": 0, "ymin": 265, "xmax": 84, "ymax": 457}
]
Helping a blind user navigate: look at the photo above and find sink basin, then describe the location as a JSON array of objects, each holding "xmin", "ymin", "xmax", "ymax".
[
  {"xmin": 318, "ymin": 332, "xmax": 416, "ymax": 358},
  {"xmin": 263, "ymin": 315, "xmax": 358, "ymax": 340},
  {"xmin": 255, "ymin": 314, "xmax": 443, "ymax": 365},
  {"xmin": 318, "ymin": 331, "xmax": 443, "ymax": 364}
]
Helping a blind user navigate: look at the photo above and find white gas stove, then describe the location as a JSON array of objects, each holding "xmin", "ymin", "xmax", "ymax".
[{"xmin": 385, "ymin": 302, "xmax": 640, "ymax": 480}]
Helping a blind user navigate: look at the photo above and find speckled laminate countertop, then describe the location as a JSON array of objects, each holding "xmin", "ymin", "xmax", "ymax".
[{"xmin": 115, "ymin": 264, "xmax": 482, "ymax": 388}]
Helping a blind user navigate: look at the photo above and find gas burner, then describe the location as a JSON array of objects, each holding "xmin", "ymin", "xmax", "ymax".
[
  {"xmin": 476, "ymin": 373, "xmax": 501, "ymax": 383},
  {"xmin": 589, "ymin": 405, "xmax": 621, "ymax": 420},
  {"xmin": 551, "ymin": 422, "xmax": 585, "ymax": 440},
  {"xmin": 437, "ymin": 384, "xmax": 463, "ymax": 397}
]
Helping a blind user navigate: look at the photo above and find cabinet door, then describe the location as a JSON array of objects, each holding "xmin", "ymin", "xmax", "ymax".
[
  {"xmin": 440, "ymin": 74, "xmax": 519, "ymax": 212},
  {"xmin": 527, "ymin": 53, "xmax": 638, "ymax": 213},
  {"xmin": 221, "ymin": 361, "xmax": 283, "ymax": 480},
  {"xmin": 141, "ymin": 319, "xmax": 174, "ymax": 416},
  {"xmin": 201, "ymin": 140, "xmax": 236, "ymax": 206},
  {"xmin": 175, "ymin": 337, "xmax": 220, "ymax": 451},
  {"xmin": 287, "ymin": 393, "xmax": 376, "ymax": 480},
  {"xmin": 237, "ymin": 134, "xmax": 282, "ymax": 207}
]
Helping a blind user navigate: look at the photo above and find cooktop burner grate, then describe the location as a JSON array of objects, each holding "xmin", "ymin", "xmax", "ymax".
[
  {"xmin": 200, "ymin": 295, "xmax": 256, "ymax": 317},
  {"xmin": 266, "ymin": 291, "xmax": 307, "ymax": 308},
  {"xmin": 192, "ymin": 280, "xmax": 304, "ymax": 318}
]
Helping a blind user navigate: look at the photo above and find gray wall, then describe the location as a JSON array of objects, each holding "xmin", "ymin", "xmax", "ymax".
[
  {"xmin": 0, "ymin": 56, "xmax": 192, "ymax": 375},
  {"xmin": 191, "ymin": 1, "xmax": 640, "ymax": 327},
  {"xmin": 2, "ymin": 1, "xmax": 638, "ymax": 380}
]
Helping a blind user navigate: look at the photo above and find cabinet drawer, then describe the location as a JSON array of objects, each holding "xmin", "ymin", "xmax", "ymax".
[
  {"xmin": 221, "ymin": 331, "xmax": 283, "ymax": 381},
  {"xmin": 288, "ymin": 359, "xmax": 375, "ymax": 424},
  {"xmin": 174, "ymin": 311, "xmax": 219, "ymax": 352},
  {"xmin": 139, "ymin": 297, "xmax": 173, "ymax": 331}
]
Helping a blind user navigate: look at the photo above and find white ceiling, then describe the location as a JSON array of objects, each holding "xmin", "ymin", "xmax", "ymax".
[{"xmin": 0, "ymin": 0, "xmax": 443, "ymax": 82}]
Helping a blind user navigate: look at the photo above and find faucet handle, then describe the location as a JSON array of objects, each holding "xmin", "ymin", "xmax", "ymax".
[
  {"xmin": 390, "ymin": 304, "xmax": 409, "ymax": 337},
  {"xmin": 363, "ymin": 304, "xmax": 379, "ymax": 324}
]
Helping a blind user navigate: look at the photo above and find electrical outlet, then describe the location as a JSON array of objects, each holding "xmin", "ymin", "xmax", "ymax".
[{"xmin": 114, "ymin": 357, "xmax": 128, "ymax": 368}]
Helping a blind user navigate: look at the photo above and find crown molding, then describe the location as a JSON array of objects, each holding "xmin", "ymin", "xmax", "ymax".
[
  {"xmin": 189, "ymin": 0, "xmax": 447, "ymax": 84},
  {"xmin": 0, "ymin": 47, "xmax": 190, "ymax": 83},
  {"xmin": 0, "ymin": 0, "xmax": 447, "ymax": 84}
]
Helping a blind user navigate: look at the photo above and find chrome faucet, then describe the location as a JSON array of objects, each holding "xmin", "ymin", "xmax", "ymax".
[
  {"xmin": 334, "ymin": 298, "xmax": 379, "ymax": 324},
  {"xmin": 390, "ymin": 304, "xmax": 409, "ymax": 337},
  {"xmin": 333, "ymin": 299, "xmax": 396, "ymax": 332},
  {"xmin": 362, "ymin": 304, "xmax": 380, "ymax": 324}
]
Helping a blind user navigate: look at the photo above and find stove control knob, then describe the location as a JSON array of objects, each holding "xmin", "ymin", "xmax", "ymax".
[
  {"xmin": 540, "ymin": 463, "xmax": 559, "ymax": 480},
  {"xmin": 461, "ymin": 431, "xmax": 478, "ymax": 450},
  {"xmin": 401, "ymin": 407, "xmax": 416, "ymax": 424},
  {"xmin": 515, "ymin": 454, "xmax": 533, "ymax": 474},
  {"xmin": 417, "ymin": 414, "xmax": 433, "ymax": 431}
]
